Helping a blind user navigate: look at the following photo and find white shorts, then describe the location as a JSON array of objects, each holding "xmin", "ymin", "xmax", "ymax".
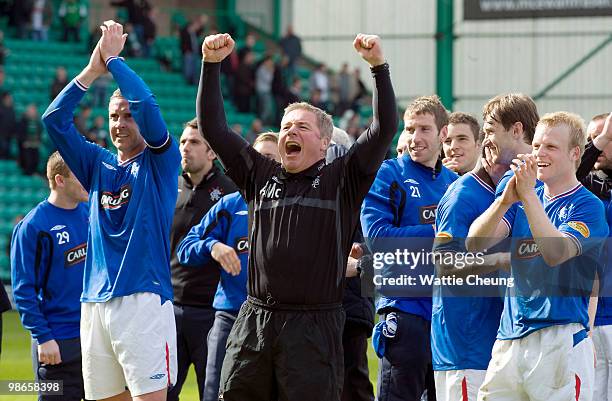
[
  {"xmin": 435, "ymin": 369, "xmax": 487, "ymax": 401},
  {"xmin": 593, "ymin": 325, "xmax": 612, "ymax": 400},
  {"xmin": 81, "ymin": 292, "xmax": 178, "ymax": 400},
  {"xmin": 477, "ymin": 323, "xmax": 594, "ymax": 401}
]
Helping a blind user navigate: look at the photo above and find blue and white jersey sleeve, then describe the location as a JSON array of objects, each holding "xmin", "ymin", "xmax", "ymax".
[
  {"xmin": 177, "ymin": 195, "xmax": 232, "ymax": 266},
  {"xmin": 42, "ymin": 79, "xmax": 107, "ymax": 191},
  {"xmin": 557, "ymin": 193, "xmax": 608, "ymax": 255},
  {"xmin": 10, "ymin": 221, "xmax": 53, "ymax": 344},
  {"xmin": 434, "ymin": 189, "xmax": 473, "ymax": 253}
]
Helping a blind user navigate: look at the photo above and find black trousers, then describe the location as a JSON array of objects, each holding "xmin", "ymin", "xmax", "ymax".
[
  {"xmin": 167, "ymin": 304, "xmax": 216, "ymax": 401},
  {"xmin": 376, "ymin": 311, "xmax": 436, "ymax": 401},
  {"xmin": 219, "ymin": 297, "xmax": 345, "ymax": 401},
  {"xmin": 342, "ymin": 322, "xmax": 375, "ymax": 401},
  {"xmin": 31, "ymin": 337, "xmax": 85, "ymax": 401}
]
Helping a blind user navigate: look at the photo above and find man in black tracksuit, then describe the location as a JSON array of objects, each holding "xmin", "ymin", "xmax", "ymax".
[
  {"xmin": 168, "ymin": 118, "xmax": 237, "ymax": 401},
  {"xmin": 576, "ymin": 112, "xmax": 612, "ymax": 199},
  {"xmin": 197, "ymin": 33, "xmax": 397, "ymax": 401}
]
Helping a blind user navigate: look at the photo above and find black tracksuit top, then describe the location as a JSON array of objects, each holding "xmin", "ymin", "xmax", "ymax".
[
  {"xmin": 197, "ymin": 61, "xmax": 397, "ymax": 306},
  {"xmin": 170, "ymin": 167, "xmax": 238, "ymax": 306}
]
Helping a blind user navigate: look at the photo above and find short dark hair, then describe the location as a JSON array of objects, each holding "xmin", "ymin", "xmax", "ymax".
[
  {"xmin": 404, "ymin": 95, "xmax": 449, "ymax": 132},
  {"xmin": 448, "ymin": 112, "xmax": 480, "ymax": 142},
  {"xmin": 482, "ymin": 93, "xmax": 539, "ymax": 144}
]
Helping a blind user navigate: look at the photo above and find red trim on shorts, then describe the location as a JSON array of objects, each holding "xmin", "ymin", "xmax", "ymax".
[
  {"xmin": 166, "ymin": 342, "xmax": 170, "ymax": 387},
  {"xmin": 575, "ymin": 374, "xmax": 581, "ymax": 400},
  {"xmin": 462, "ymin": 377, "xmax": 468, "ymax": 401}
]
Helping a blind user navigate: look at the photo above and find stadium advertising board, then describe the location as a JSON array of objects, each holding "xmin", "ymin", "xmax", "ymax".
[{"xmin": 464, "ymin": 0, "xmax": 612, "ymax": 19}]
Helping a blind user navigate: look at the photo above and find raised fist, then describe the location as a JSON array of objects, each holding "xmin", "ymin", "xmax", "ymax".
[
  {"xmin": 202, "ymin": 33, "xmax": 235, "ymax": 63},
  {"xmin": 353, "ymin": 34, "xmax": 385, "ymax": 67}
]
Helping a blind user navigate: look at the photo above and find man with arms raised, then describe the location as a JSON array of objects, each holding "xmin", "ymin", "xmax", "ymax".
[
  {"xmin": 198, "ymin": 32, "xmax": 397, "ymax": 401},
  {"xmin": 177, "ymin": 132, "xmax": 281, "ymax": 401},
  {"xmin": 468, "ymin": 112, "xmax": 608, "ymax": 401},
  {"xmin": 577, "ymin": 112, "xmax": 612, "ymax": 199},
  {"xmin": 42, "ymin": 21, "xmax": 180, "ymax": 401}
]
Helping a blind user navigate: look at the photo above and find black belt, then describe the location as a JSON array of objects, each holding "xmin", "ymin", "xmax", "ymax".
[{"xmin": 247, "ymin": 295, "xmax": 342, "ymax": 312}]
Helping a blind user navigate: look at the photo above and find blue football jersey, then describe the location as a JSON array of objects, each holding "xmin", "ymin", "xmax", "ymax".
[
  {"xmin": 361, "ymin": 156, "xmax": 457, "ymax": 320},
  {"xmin": 431, "ymin": 172, "xmax": 504, "ymax": 371},
  {"xmin": 499, "ymin": 184, "xmax": 608, "ymax": 339},
  {"xmin": 11, "ymin": 201, "xmax": 88, "ymax": 343},
  {"xmin": 42, "ymin": 58, "xmax": 181, "ymax": 303}
]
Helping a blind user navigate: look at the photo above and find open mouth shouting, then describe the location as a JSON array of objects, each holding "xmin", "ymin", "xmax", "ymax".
[{"xmin": 285, "ymin": 140, "xmax": 302, "ymax": 157}]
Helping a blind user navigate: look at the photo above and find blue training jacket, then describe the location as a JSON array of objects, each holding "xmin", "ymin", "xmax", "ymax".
[
  {"xmin": 361, "ymin": 156, "xmax": 457, "ymax": 320},
  {"xmin": 177, "ymin": 191, "xmax": 248, "ymax": 312},
  {"xmin": 11, "ymin": 201, "xmax": 88, "ymax": 343}
]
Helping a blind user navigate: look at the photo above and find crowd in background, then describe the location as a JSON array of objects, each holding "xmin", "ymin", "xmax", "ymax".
[{"xmin": 0, "ymin": 0, "xmax": 376, "ymax": 175}]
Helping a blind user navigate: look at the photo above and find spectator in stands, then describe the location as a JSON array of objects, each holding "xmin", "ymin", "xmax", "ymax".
[
  {"xmin": 91, "ymin": 72, "xmax": 111, "ymax": 108},
  {"xmin": 288, "ymin": 76, "xmax": 303, "ymax": 103},
  {"xmin": 351, "ymin": 67, "xmax": 367, "ymax": 112},
  {"xmin": 342, "ymin": 111, "xmax": 363, "ymax": 143},
  {"xmin": 50, "ymin": 66, "xmax": 69, "ymax": 101},
  {"xmin": 237, "ymin": 33, "xmax": 257, "ymax": 62},
  {"xmin": 336, "ymin": 62, "xmax": 353, "ymax": 116},
  {"xmin": 233, "ymin": 50, "xmax": 255, "ymax": 113},
  {"xmin": 245, "ymin": 118, "xmax": 263, "ymax": 144},
  {"xmin": 180, "ymin": 17, "xmax": 204, "ymax": 85},
  {"xmin": 255, "ymin": 55, "xmax": 275, "ymax": 125},
  {"xmin": 124, "ymin": 22, "xmax": 142, "ymax": 57},
  {"xmin": 87, "ymin": 115, "xmax": 108, "ymax": 148},
  {"xmin": 9, "ymin": 0, "xmax": 32, "ymax": 39},
  {"xmin": 310, "ymin": 63, "xmax": 330, "ymax": 106},
  {"xmin": 16, "ymin": 104, "xmax": 42, "ymax": 175},
  {"xmin": 221, "ymin": 49, "xmax": 239, "ymax": 101},
  {"xmin": 0, "ymin": 30, "xmax": 8, "ymax": 65},
  {"xmin": 310, "ymin": 89, "xmax": 327, "ymax": 112},
  {"xmin": 272, "ymin": 54, "xmax": 292, "ymax": 124},
  {"xmin": 58, "ymin": 0, "xmax": 87, "ymax": 42},
  {"xmin": 0, "ymin": 91, "xmax": 16, "ymax": 159},
  {"xmin": 74, "ymin": 104, "xmax": 92, "ymax": 135},
  {"xmin": 110, "ymin": 0, "xmax": 151, "ymax": 48},
  {"xmin": 142, "ymin": 6, "xmax": 157, "ymax": 58},
  {"xmin": 279, "ymin": 25, "xmax": 302, "ymax": 79},
  {"xmin": 30, "ymin": 0, "xmax": 53, "ymax": 41}
]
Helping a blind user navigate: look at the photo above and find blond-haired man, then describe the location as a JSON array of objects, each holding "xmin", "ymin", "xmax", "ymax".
[{"xmin": 469, "ymin": 112, "xmax": 608, "ymax": 401}]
